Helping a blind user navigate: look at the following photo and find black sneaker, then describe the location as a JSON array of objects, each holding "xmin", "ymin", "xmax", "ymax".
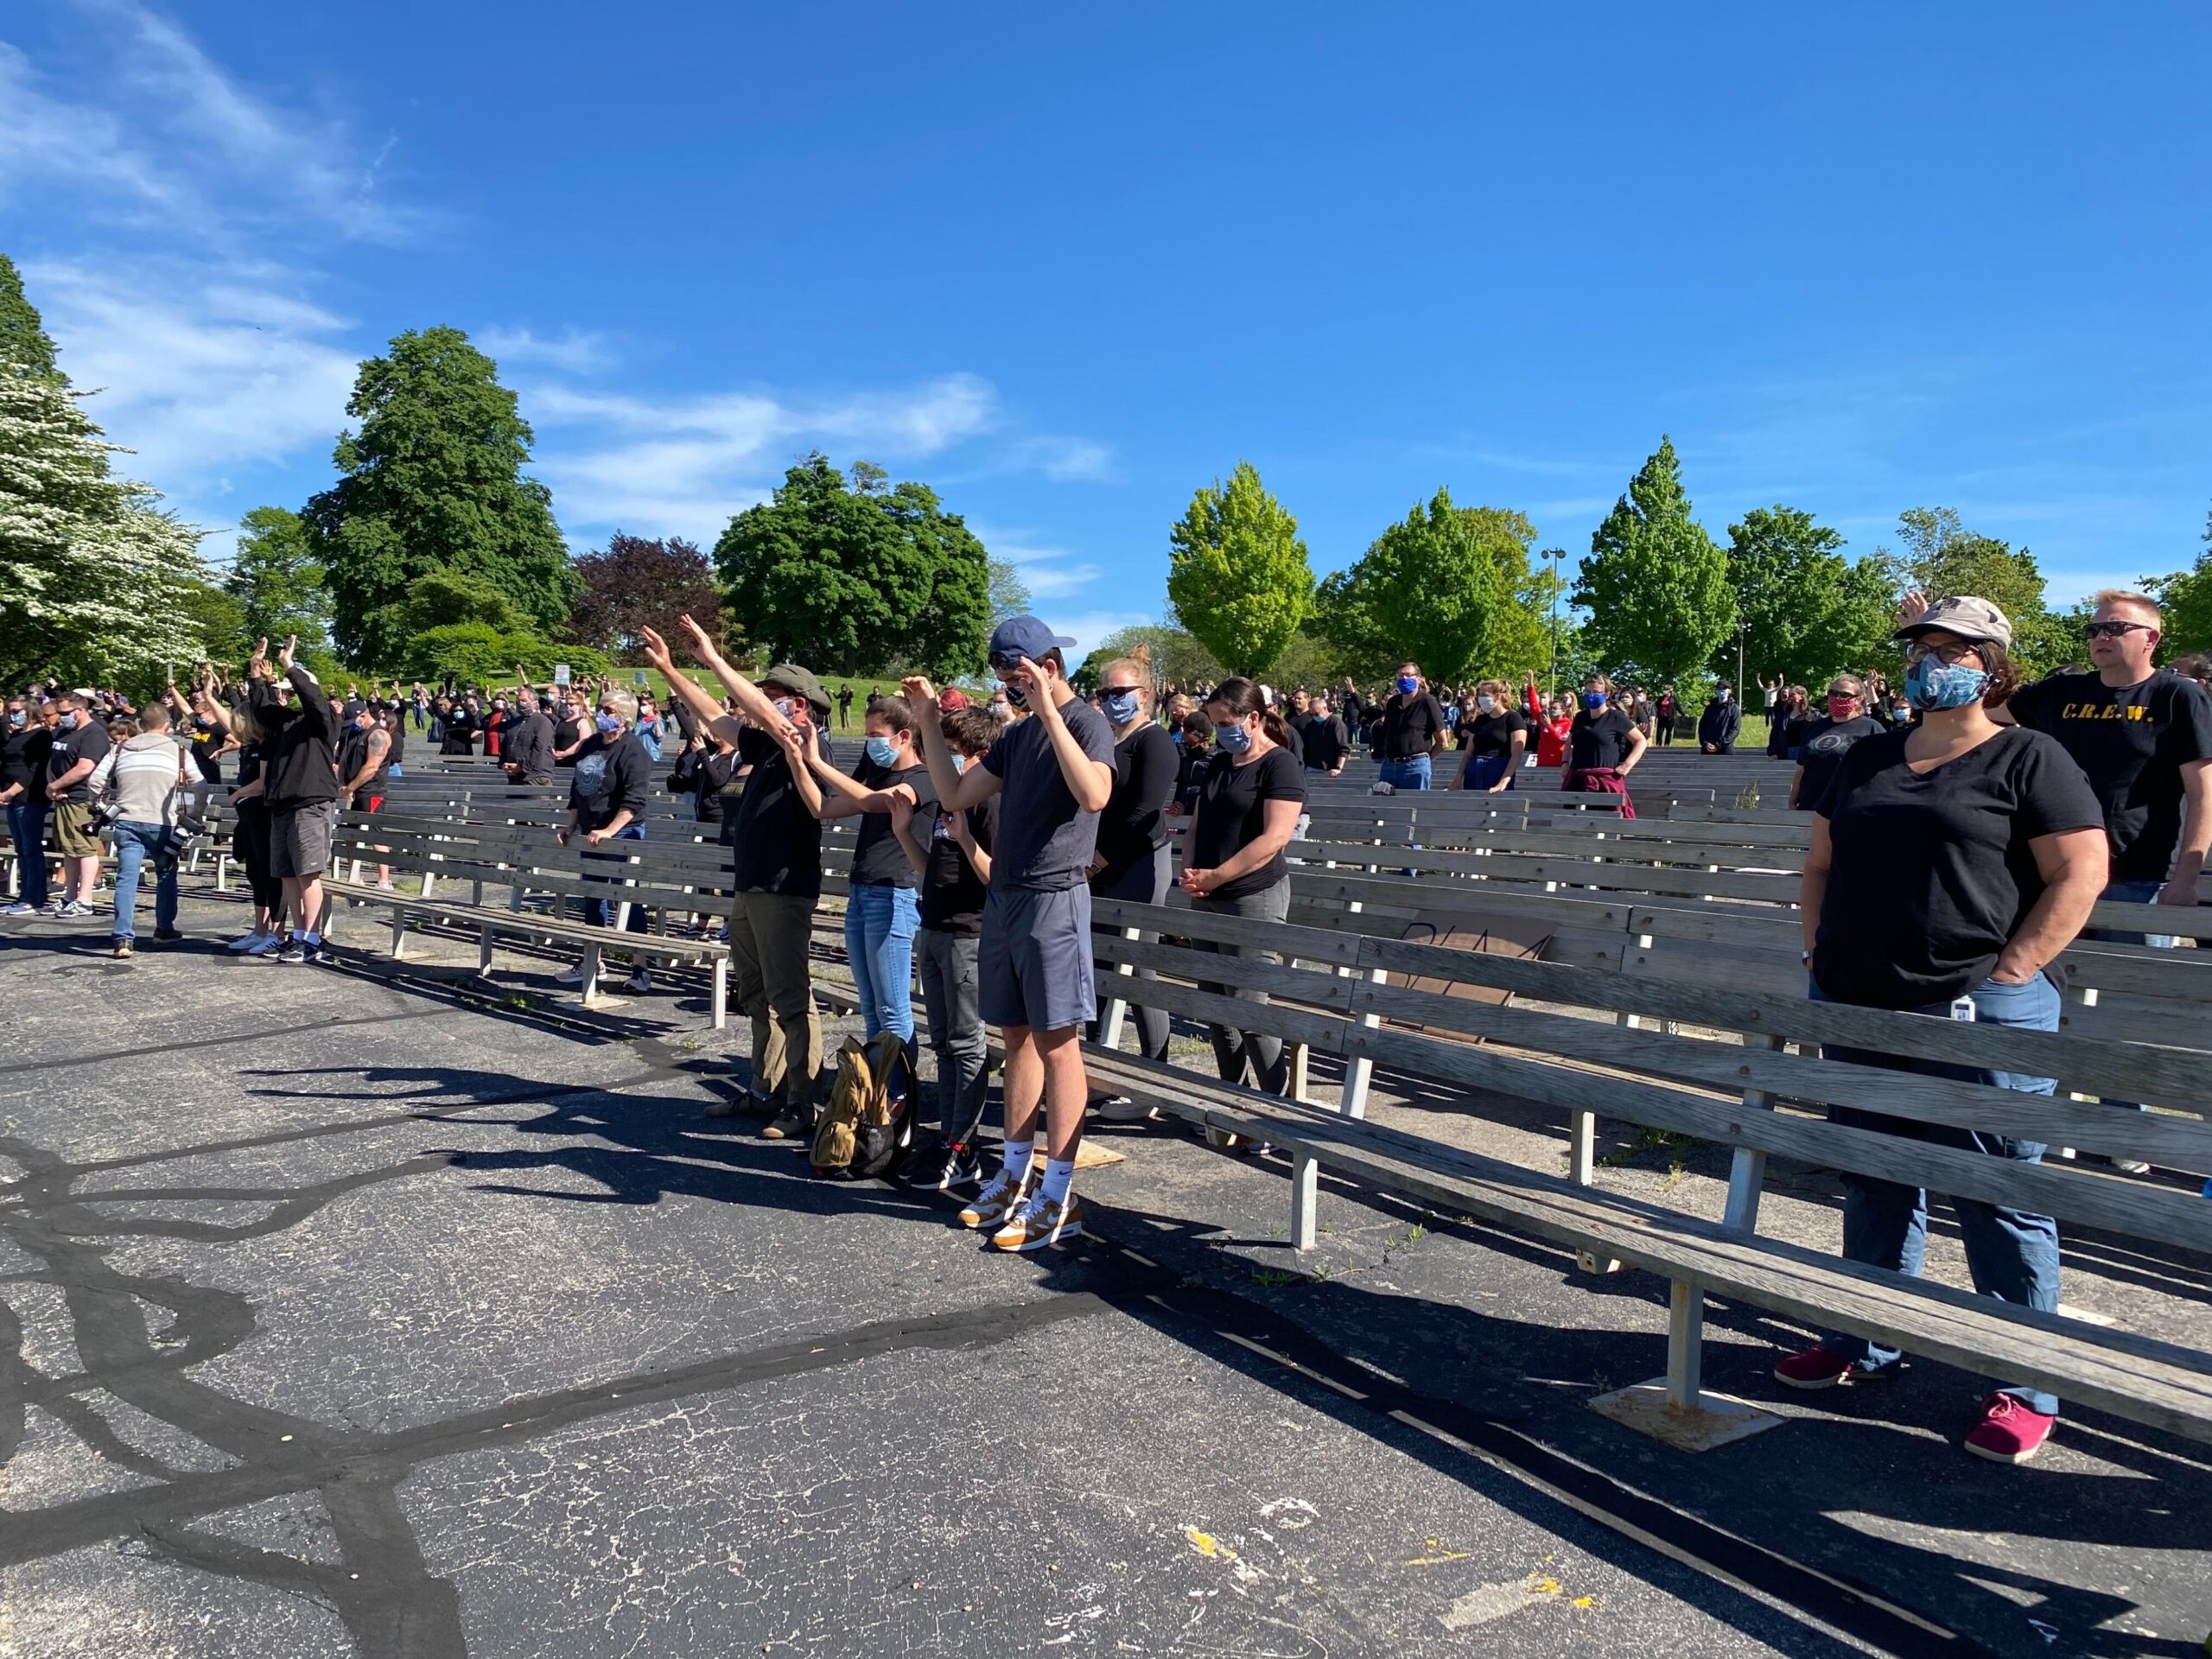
[
  {"xmin": 909, "ymin": 1142, "xmax": 984, "ymax": 1194},
  {"xmin": 276, "ymin": 938, "xmax": 306, "ymax": 963},
  {"xmin": 301, "ymin": 941, "xmax": 328, "ymax": 963},
  {"xmin": 152, "ymin": 927, "xmax": 185, "ymax": 944},
  {"xmin": 760, "ymin": 1109, "xmax": 809, "ymax": 1141}
]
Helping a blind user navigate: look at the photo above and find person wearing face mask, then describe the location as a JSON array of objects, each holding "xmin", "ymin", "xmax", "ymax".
[
  {"xmin": 798, "ymin": 695, "xmax": 939, "ymax": 1059},
  {"xmin": 633, "ymin": 697, "xmax": 666, "ymax": 762},
  {"xmin": 501, "ymin": 690, "xmax": 556, "ymax": 785},
  {"xmin": 1564, "ymin": 674, "xmax": 1645, "ymax": 814},
  {"xmin": 0, "ymin": 696, "xmax": 56, "ymax": 916},
  {"xmin": 1086, "ymin": 660, "xmax": 1179, "ymax": 1104},
  {"xmin": 442, "ymin": 693, "xmax": 482, "ymax": 758},
  {"xmin": 41, "ymin": 690, "xmax": 113, "ymax": 918},
  {"xmin": 888, "ymin": 706, "xmax": 1002, "ymax": 1192},
  {"xmin": 1780, "ymin": 595, "xmax": 2107, "ymax": 1465},
  {"xmin": 1697, "ymin": 683, "xmax": 1742, "ymax": 754},
  {"xmin": 1300, "ymin": 694, "xmax": 1349, "ymax": 777},
  {"xmin": 1788, "ymin": 676, "xmax": 1883, "ymax": 810},
  {"xmin": 1376, "ymin": 662, "xmax": 1447, "ymax": 791},
  {"xmin": 1453, "ymin": 679, "xmax": 1529, "ymax": 792},
  {"xmin": 1181, "ymin": 677, "xmax": 1310, "ymax": 1097},
  {"xmin": 554, "ymin": 688, "xmax": 656, "ymax": 993},
  {"xmin": 482, "ymin": 692, "xmax": 512, "ymax": 762},
  {"xmin": 645, "ymin": 620, "xmax": 836, "ymax": 1131},
  {"xmin": 1655, "ymin": 683, "xmax": 1680, "ymax": 746}
]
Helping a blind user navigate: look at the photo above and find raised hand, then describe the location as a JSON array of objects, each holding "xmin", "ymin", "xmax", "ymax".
[
  {"xmin": 277, "ymin": 633, "xmax": 297, "ymax": 671},
  {"xmin": 1897, "ymin": 589, "xmax": 1929, "ymax": 627},
  {"xmin": 900, "ymin": 675, "xmax": 938, "ymax": 716},
  {"xmin": 677, "ymin": 613, "xmax": 721, "ymax": 663},
  {"xmin": 639, "ymin": 626, "xmax": 675, "ymax": 671}
]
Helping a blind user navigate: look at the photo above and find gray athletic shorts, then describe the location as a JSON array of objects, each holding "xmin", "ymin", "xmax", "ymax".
[
  {"xmin": 978, "ymin": 883, "xmax": 1096, "ymax": 1033},
  {"xmin": 270, "ymin": 800, "xmax": 335, "ymax": 879}
]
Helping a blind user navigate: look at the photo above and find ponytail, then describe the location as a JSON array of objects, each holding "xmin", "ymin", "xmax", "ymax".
[{"xmin": 1206, "ymin": 676, "xmax": 1294, "ymax": 750}]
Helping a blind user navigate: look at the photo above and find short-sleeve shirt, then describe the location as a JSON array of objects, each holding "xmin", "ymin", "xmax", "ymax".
[
  {"xmin": 1813, "ymin": 726, "xmax": 2104, "ymax": 1010},
  {"xmin": 2, "ymin": 726, "xmax": 53, "ymax": 804},
  {"xmin": 920, "ymin": 797, "xmax": 996, "ymax": 937},
  {"xmin": 727, "ymin": 727, "xmax": 833, "ymax": 896},
  {"xmin": 2005, "ymin": 670, "xmax": 2212, "ymax": 883},
  {"xmin": 1792, "ymin": 715, "xmax": 1884, "ymax": 811},
  {"xmin": 1460, "ymin": 709, "xmax": 1529, "ymax": 760},
  {"xmin": 48, "ymin": 719, "xmax": 111, "ymax": 804},
  {"xmin": 1378, "ymin": 693, "xmax": 1447, "ymax": 760},
  {"xmin": 1192, "ymin": 746, "xmax": 1308, "ymax": 901},
  {"xmin": 1567, "ymin": 708, "xmax": 1636, "ymax": 771},
  {"xmin": 980, "ymin": 696, "xmax": 1116, "ymax": 891},
  {"xmin": 849, "ymin": 759, "xmax": 938, "ymax": 888}
]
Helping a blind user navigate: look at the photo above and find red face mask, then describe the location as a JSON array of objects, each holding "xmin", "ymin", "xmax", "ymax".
[{"xmin": 1827, "ymin": 696, "xmax": 1857, "ymax": 720}]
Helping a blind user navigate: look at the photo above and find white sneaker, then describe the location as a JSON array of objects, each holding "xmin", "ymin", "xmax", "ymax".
[
  {"xmin": 555, "ymin": 963, "xmax": 586, "ymax": 986},
  {"xmin": 374, "ymin": 879, "xmax": 395, "ymax": 891},
  {"xmin": 1094, "ymin": 1095, "xmax": 1155, "ymax": 1123},
  {"xmin": 228, "ymin": 931, "xmax": 270, "ymax": 952},
  {"xmin": 624, "ymin": 969, "xmax": 653, "ymax": 994}
]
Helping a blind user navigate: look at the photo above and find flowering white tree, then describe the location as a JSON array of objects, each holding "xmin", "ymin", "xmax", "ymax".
[{"xmin": 0, "ymin": 253, "xmax": 215, "ymax": 690}]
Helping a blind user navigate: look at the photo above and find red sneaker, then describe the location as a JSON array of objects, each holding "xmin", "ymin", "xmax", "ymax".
[
  {"xmin": 1773, "ymin": 1346, "xmax": 1864, "ymax": 1389},
  {"xmin": 1964, "ymin": 1393, "xmax": 2056, "ymax": 1465}
]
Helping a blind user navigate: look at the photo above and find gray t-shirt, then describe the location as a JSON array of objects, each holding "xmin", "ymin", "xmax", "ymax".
[{"xmin": 982, "ymin": 696, "xmax": 1116, "ymax": 891}]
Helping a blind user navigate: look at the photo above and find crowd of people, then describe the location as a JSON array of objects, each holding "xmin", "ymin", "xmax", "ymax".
[{"xmin": 4, "ymin": 587, "xmax": 2208, "ymax": 1454}]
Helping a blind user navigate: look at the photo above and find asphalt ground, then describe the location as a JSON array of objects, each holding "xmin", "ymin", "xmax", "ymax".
[{"xmin": 2, "ymin": 878, "xmax": 2208, "ymax": 1658}]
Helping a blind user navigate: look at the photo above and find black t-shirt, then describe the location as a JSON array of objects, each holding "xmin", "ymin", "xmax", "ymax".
[
  {"xmin": 849, "ymin": 759, "xmax": 938, "ymax": 888},
  {"xmin": 47, "ymin": 718, "xmax": 111, "ymax": 804},
  {"xmin": 1813, "ymin": 726, "xmax": 2103, "ymax": 1010},
  {"xmin": 1192, "ymin": 746, "xmax": 1307, "ymax": 901},
  {"xmin": 1096, "ymin": 721, "xmax": 1179, "ymax": 883},
  {"xmin": 727, "ymin": 726, "xmax": 831, "ymax": 896},
  {"xmin": 2007, "ymin": 670, "xmax": 2212, "ymax": 883},
  {"xmin": 1460, "ymin": 708, "xmax": 1529, "ymax": 760},
  {"xmin": 3, "ymin": 726, "xmax": 52, "ymax": 803},
  {"xmin": 1301, "ymin": 715, "xmax": 1349, "ymax": 772},
  {"xmin": 233, "ymin": 739, "xmax": 264, "ymax": 794},
  {"xmin": 981, "ymin": 696, "xmax": 1116, "ymax": 891},
  {"xmin": 1378, "ymin": 692, "xmax": 1446, "ymax": 760},
  {"xmin": 554, "ymin": 714, "xmax": 588, "ymax": 766},
  {"xmin": 340, "ymin": 722, "xmax": 391, "ymax": 807},
  {"xmin": 1793, "ymin": 715, "xmax": 1884, "ymax": 811},
  {"xmin": 920, "ymin": 797, "xmax": 997, "ymax": 937},
  {"xmin": 188, "ymin": 720, "xmax": 225, "ymax": 785},
  {"xmin": 567, "ymin": 731, "xmax": 652, "ymax": 833},
  {"xmin": 1277, "ymin": 718, "xmax": 1304, "ymax": 766},
  {"xmin": 1568, "ymin": 708, "xmax": 1636, "ymax": 770}
]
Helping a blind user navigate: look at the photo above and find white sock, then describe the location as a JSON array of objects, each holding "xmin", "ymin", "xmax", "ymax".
[
  {"xmin": 1040, "ymin": 1157, "xmax": 1075, "ymax": 1206},
  {"xmin": 1000, "ymin": 1140, "xmax": 1033, "ymax": 1184}
]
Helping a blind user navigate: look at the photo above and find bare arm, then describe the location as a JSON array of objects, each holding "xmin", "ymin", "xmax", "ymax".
[
  {"xmin": 901, "ymin": 677, "xmax": 1001, "ymax": 812},
  {"xmin": 674, "ymin": 614, "xmax": 791, "ymax": 735},
  {"xmin": 2159, "ymin": 758, "xmax": 2210, "ymax": 907},
  {"xmin": 1182, "ymin": 796, "xmax": 1300, "ymax": 895},
  {"xmin": 1491, "ymin": 728, "xmax": 1527, "ymax": 792},
  {"xmin": 1787, "ymin": 763, "xmax": 1808, "ymax": 810},
  {"xmin": 1617, "ymin": 725, "xmax": 1649, "ymax": 774},
  {"xmin": 342, "ymin": 729, "xmax": 389, "ymax": 794},
  {"xmin": 1798, "ymin": 814, "xmax": 1832, "ymax": 958},
  {"xmin": 1026, "ymin": 664, "xmax": 1113, "ymax": 812},
  {"xmin": 1992, "ymin": 827, "xmax": 2109, "ymax": 981},
  {"xmin": 888, "ymin": 794, "xmax": 930, "ymax": 876}
]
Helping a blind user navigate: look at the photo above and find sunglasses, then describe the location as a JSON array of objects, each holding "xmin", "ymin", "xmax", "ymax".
[{"xmin": 2082, "ymin": 620, "xmax": 2156, "ymax": 640}]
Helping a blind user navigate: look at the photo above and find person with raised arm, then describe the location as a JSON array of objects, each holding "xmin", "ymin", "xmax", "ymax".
[
  {"xmin": 902, "ymin": 615, "xmax": 1116, "ymax": 1251},
  {"xmin": 641, "ymin": 619, "xmax": 833, "ymax": 1133}
]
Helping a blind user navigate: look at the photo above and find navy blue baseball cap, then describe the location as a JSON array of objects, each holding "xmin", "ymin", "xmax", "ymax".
[{"xmin": 988, "ymin": 615, "xmax": 1077, "ymax": 667}]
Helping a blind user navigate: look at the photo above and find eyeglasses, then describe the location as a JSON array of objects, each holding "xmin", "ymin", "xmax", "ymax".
[
  {"xmin": 1905, "ymin": 641, "xmax": 1986, "ymax": 666},
  {"xmin": 2082, "ymin": 620, "xmax": 2156, "ymax": 640}
]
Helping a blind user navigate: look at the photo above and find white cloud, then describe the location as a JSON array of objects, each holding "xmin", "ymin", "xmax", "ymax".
[
  {"xmin": 968, "ymin": 524, "xmax": 1103, "ymax": 601},
  {"xmin": 477, "ymin": 326, "xmax": 609, "ymax": 374},
  {"xmin": 1047, "ymin": 609, "xmax": 1157, "ymax": 666}
]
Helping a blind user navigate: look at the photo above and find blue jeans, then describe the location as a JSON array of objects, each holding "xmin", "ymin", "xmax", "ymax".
[
  {"xmin": 111, "ymin": 820, "xmax": 178, "ymax": 941},
  {"xmin": 1378, "ymin": 755, "xmax": 1433, "ymax": 791},
  {"xmin": 845, "ymin": 882, "xmax": 920, "ymax": 1045},
  {"xmin": 1810, "ymin": 972, "xmax": 2063, "ymax": 1416},
  {"xmin": 8, "ymin": 802, "xmax": 48, "ymax": 907},
  {"xmin": 579, "ymin": 823, "xmax": 649, "ymax": 933},
  {"xmin": 2090, "ymin": 877, "xmax": 2178, "ymax": 950}
]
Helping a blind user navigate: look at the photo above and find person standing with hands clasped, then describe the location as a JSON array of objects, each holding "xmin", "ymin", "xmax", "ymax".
[
  {"xmin": 554, "ymin": 689, "xmax": 655, "ymax": 995},
  {"xmin": 905, "ymin": 615, "xmax": 1116, "ymax": 1251},
  {"xmin": 1183, "ymin": 679, "xmax": 1308, "ymax": 1097},
  {"xmin": 1453, "ymin": 680, "xmax": 1528, "ymax": 792},
  {"xmin": 1776, "ymin": 596, "xmax": 2107, "ymax": 1465},
  {"xmin": 1563, "ymin": 674, "xmax": 1644, "ymax": 814},
  {"xmin": 1087, "ymin": 661, "xmax": 1179, "ymax": 1095}
]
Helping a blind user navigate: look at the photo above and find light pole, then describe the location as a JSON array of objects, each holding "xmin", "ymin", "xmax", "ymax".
[{"xmin": 1542, "ymin": 548, "xmax": 1567, "ymax": 696}]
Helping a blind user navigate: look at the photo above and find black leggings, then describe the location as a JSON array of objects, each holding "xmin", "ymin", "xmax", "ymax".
[{"xmin": 234, "ymin": 804, "xmax": 282, "ymax": 913}]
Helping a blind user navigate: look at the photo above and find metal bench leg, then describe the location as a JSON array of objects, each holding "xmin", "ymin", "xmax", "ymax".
[
  {"xmin": 1587, "ymin": 1276, "xmax": 1783, "ymax": 1451},
  {"xmin": 390, "ymin": 906, "xmax": 409, "ymax": 960},
  {"xmin": 1288, "ymin": 1152, "xmax": 1319, "ymax": 1250},
  {"xmin": 710, "ymin": 957, "xmax": 729, "ymax": 1029}
]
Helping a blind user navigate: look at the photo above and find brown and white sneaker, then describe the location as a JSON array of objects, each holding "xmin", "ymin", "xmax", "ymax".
[
  {"xmin": 957, "ymin": 1168, "xmax": 1027, "ymax": 1231},
  {"xmin": 991, "ymin": 1192, "xmax": 1084, "ymax": 1252}
]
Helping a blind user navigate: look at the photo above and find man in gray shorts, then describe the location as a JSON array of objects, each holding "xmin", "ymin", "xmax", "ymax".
[
  {"xmin": 250, "ymin": 635, "xmax": 342, "ymax": 964},
  {"xmin": 906, "ymin": 615, "xmax": 1115, "ymax": 1252}
]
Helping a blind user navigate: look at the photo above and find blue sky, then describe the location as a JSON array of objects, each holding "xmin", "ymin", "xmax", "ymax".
[{"xmin": 3, "ymin": 2, "xmax": 2207, "ymax": 663}]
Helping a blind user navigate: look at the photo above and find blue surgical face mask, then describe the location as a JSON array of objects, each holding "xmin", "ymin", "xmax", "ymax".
[
  {"xmin": 1100, "ymin": 689, "xmax": 1141, "ymax": 725},
  {"xmin": 1215, "ymin": 720, "xmax": 1253, "ymax": 753},
  {"xmin": 1904, "ymin": 654, "xmax": 1990, "ymax": 712},
  {"xmin": 595, "ymin": 713, "xmax": 622, "ymax": 735},
  {"xmin": 865, "ymin": 735, "xmax": 899, "ymax": 767},
  {"xmin": 6, "ymin": 710, "xmax": 22, "ymax": 727},
  {"xmin": 57, "ymin": 712, "xmax": 79, "ymax": 732},
  {"xmin": 1583, "ymin": 691, "xmax": 1607, "ymax": 710},
  {"xmin": 950, "ymin": 753, "xmax": 969, "ymax": 773},
  {"xmin": 1397, "ymin": 676, "xmax": 1420, "ymax": 696}
]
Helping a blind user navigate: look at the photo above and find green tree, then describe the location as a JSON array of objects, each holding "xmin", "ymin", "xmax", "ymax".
[
  {"xmin": 713, "ymin": 454, "xmax": 991, "ymax": 677},
  {"xmin": 0, "ymin": 271, "xmax": 214, "ymax": 690},
  {"xmin": 1575, "ymin": 436, "xmax": 1737, "ymax": 682},
  {"xmin": 1887, "ymin": 506, "xmax": 2067, "ymax": 673},
  {"xmin": 1166, "ymin": 461, "xmax": 1314, "ymax": 676},
  {"xmin": 1323, "ymin": 491, "xmax": 1513, "ymax": 685},
  {"xmin": 2152, "ymin": 504, "xmax": 2212, "ymax": 656},
  {"xmin": 988, "ymin": 556, "xmax": 1033, "ymax": 622},
  {"xmin": 1090, "ymin": 623, "xmax": 1225, "ymax": 689},
  {"xmin": 1721, "ymin": 505, "xmax": 1895, "ymax": 689},
  {"xmin": 0, "ymin": 254, "xmax": 59, "ymax": 380},
  {"xmin": 226, "ymin": 505, "xmax": 330, "ymax": 649},
  {"xmin": 305, "ymin": 327, "xmax": 574, "ymax": 667}
]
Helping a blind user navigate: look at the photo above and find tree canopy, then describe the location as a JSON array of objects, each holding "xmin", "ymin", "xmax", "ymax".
[
  {"xmin": 0, "ymin": 255, "xmax": 59, "ymax": 381},
  {"xmin": 1315, "ymin": 498, "xmax": 1548, "ymax": 684},
  {"xmin": 1721, "ymin": 505, "xmax": 1893, "ymax": 690},
  {"xmin": 226, "ymin": 505, "xmax": 331, "ymax": 651},
  {"xmin": 305, "ymin": 327, "xmax": 575, "ymax": 667},
  {"xmin": 713, "ymin": 454, "xmax": 992, "ymax": 677},
  {"xmin": 1166, "ymin": 461, "xmax": 1314, "ymax": 677},
  {"xmin": 1574, "ymin": 436, "xmax": 1737, "ymax": 682},
  {"xmin": 570, "ymin": 533, "xmax": 721, "ymax": 662}
]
